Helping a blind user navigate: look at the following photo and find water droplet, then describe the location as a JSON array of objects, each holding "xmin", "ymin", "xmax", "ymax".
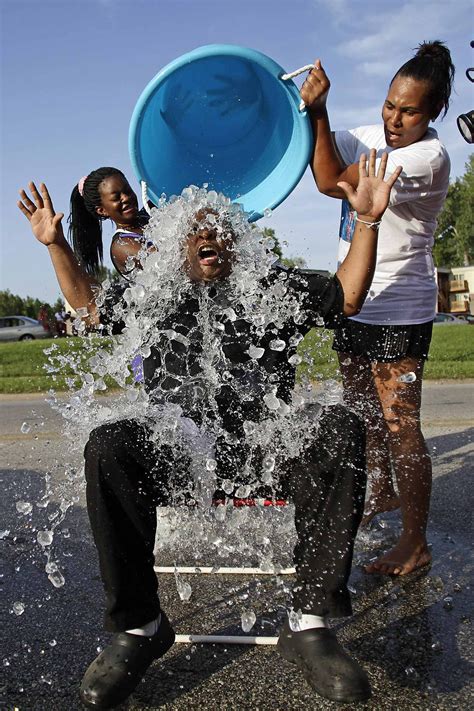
[
  {"xmin": 269, "ymin": 339, "xmax": 286, "ymax": 351},
  {"xmin": 205, "ymin": 458, "xmax": 217, "ymax": 472},
  {"xmin": 235, "ymin": 485, "xmax": 251, "ymax": 498},
  {"xmin": 13, "ymin": 602, "xmax": 25, "ymax": 616},
  {"xmin": 247, "ymin": 345, "xmax": 265, "ymax": 359},
  {"xmin": 37, "ymin": 530, "xmax": 53, "ymax": 547},
  {"xmin": 222, "ymin": 479, "xmax": 234, "ymax": 495},
  {"xmin": 289, "ymin": 333, "xmax": 303, "ymax": 347},
  {"xmin": 263, "ymin": 393, "xmax": 280, "ymax": 411},
  {"xmin": 15, "ymin": 501, "xmax": 32, "ymax": 515},
  {"xmin": 289, "ymin": 609, "xmax": 301, "ymax": 631},
  {"xmin": 443, "ymin": 596, "xmax": 453, "ymax": 611},
  {"xmin": 398, "ymin": 372, "xmax": 417, "ymax": 383},
  {"xmin": 241, "ymin": 609, "xmax": 256, "ymax": 632},
  {"xmin": 176, "ymin": 578, "xmax": 192, "ymax": 601},
  {"xmin": 48, "ymin": 568, "xmax": 65, "ymax": 588},
  {"xmin": 264, "ymin": 208, "xmax": 272, "ymax": 218},
  {"xmin": 49, "ymin": 639, "xmax": 57, "ymax": 647},
  {"xmin": 20, "ymin": 422, "xmax": 31, "ymax": 434},
  {"xmin": 288, "ymin": 354, "xmax": 302, "ymax": 366},
  {"xmin": 430, "ymin": 640, "xmax": 442, "ymax": 653},
  {"xmin": 262, "ymin": 456, "xmax": 275, "ymax": 472},
  {"xmin": 243, "ymin": 421, "xmax": 256, "ymax": 436}
]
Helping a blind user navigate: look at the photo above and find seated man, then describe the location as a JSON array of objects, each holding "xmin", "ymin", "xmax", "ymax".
[{"xmin": 18, "ymin": 150, "xmax": 401, "ymax": 708}]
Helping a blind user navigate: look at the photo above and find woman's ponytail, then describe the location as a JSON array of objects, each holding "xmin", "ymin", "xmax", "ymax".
[
  {"xmin": 393, "ymin": 40, "xmax": 455, "ymax": 119},
  {"xmin": 68, "ymin": 184, "xmax": 104, "ymax": 275}
]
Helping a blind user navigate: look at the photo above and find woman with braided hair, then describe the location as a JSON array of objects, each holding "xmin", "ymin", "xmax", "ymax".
[
  {"xmin": 68, "ymin": 167, "xmax": 151, "ymax": 278},
  {"xmin": 300, "ymin": 40, "xmax": 455, "ymax": 576}
]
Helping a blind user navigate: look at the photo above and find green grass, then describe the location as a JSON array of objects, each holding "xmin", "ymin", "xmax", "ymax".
[
  {"xmin": 0, "ymin": 337, "xmax": 119, "ymax": 394},
  {"xmin": 0, "ymin": 326, "xmax": 473, "ymax": 394}
]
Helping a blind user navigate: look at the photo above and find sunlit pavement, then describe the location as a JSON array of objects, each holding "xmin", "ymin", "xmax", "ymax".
[{"xmin": 1, "ymin": 382, "xmax": 473, "ymax": 710}]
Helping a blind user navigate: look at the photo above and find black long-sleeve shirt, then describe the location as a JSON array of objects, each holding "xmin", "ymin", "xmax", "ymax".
[{"xmin": 100, "ymin": 266, "xmax": 344, "ymax": 434}]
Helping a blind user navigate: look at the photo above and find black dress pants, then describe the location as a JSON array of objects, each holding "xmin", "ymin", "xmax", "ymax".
[{"xmin": 84, "ymin": 405, "xmax": 366, "ymax": 632}]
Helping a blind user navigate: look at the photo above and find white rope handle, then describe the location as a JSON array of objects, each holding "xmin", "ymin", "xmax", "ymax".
[
  {"xmin": 141, "ymin": 180, "xmax": 152, "ymax": 215},
  {"xmin": 281, "ymin": 63, "xmax": 315, "ymax": 112}
]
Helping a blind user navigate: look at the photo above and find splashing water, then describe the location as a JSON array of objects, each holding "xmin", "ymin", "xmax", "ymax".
[
  {"xmin": 43, "ymin": 185, "xmax": 337, "ymax": 591},
  {"xmin": 398, "ymin": 371, "xmax": 417, "ymax": 384}
]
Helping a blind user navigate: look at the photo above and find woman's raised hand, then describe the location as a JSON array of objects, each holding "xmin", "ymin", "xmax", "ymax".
[
  {"xmin": 17, "ymin": 182, "xmax": 65, "ymax": 246},
  {"xmin": 337, "ymin": 150, "xmax": 402, "ymax": 220},
  {"xmin": 300, "ymin": 59, "xmax": 331, "ymax": 114}
]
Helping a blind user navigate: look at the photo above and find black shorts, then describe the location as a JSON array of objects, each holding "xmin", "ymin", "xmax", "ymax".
[{"xmin": 332, "ymin": 319, "xmax": 433, "ymax": 362}]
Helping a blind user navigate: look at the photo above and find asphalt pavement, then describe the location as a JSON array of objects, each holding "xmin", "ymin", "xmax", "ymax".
[{"xmin": 1, "ymin": 382, "xmax": 473, "ymax": 710}]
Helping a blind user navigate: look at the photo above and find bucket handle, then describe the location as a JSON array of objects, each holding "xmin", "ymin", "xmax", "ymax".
[{"xmin": 281, "ymin": 64, "xmax": 314, "ymax": 111}]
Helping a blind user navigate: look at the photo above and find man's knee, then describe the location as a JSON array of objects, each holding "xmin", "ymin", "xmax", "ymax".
[
  {"xmin": 86, "ymin": 421, "xmax": 125, "ymax": 457},
  {"xmin": 83, "ymin": 421, "xmax": 141, "ymax": 487},
  {"xmin": 301, "ymin": 405, "xmax": 366, "ymax": 479},
  {"xmin": 318, "ymin": 404, "xmax": 365, "ymax": 448}
]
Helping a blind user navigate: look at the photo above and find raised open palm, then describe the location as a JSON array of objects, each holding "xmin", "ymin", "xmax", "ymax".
[
  {"xmin": 337, "ymin": 150, "xmax": 402, "ymax": 220},
  {"xmin": 17, "ymin": 182, "xmax": 65, "ymax": 246}
]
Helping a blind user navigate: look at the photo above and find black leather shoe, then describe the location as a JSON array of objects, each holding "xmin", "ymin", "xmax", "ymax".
[
  {"xmin": 80, "ymin": 612, "xmax": 175, "ymax": 709},
  {"xmin": 277, "ymin": 620, "xmax": 371, "ymax": 703}
]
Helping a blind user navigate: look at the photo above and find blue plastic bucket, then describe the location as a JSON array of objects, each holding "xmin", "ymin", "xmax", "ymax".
[{"xmin": 129, "ymin": 45, "xmax": 311, "ymax": 221}]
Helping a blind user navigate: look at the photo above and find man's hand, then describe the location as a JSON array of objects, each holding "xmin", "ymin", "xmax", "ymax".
[
  {"xmin": 18, "ymin": 182, "xmax": 65, "ymax": 246},
  {"xmin": 300, "ymin": 59, "xmax": 330, "ymax": 115},
  {"xmin": 337, "ymin": 150, "xmax": 402, "ymax": 220}
]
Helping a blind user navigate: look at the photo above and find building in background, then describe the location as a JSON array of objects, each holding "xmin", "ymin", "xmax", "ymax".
[{"xmin": 436, "ymin": 266, "xmax": 474, "ymax": 315}]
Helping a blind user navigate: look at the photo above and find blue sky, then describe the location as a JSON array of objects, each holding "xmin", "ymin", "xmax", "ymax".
[{"xmin": 1, "ymin": 0, "xmax": 473, "ymax": 304}]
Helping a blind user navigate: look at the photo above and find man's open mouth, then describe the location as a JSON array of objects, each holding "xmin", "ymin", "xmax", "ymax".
[{"xmin": 198, "ymin": 244, "xmax": 219, "ymax": 266}]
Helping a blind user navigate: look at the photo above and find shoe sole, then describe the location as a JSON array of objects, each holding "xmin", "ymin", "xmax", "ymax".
[{"xmin": 277, "ymin": 640, "xmax": 371, "ymax": 703}]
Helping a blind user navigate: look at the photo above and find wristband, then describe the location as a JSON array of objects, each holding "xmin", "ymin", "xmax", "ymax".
[{"xmin": 355, "ymin": 217, "xmax": 382, "ymax": 230}]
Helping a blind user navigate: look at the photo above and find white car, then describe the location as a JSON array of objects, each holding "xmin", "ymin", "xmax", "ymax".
[
  {"xmin": 434, "ymin": 313, "xmax": 467, "ymax": 325},
  {"xmin": 0, "ymin": 315, "xmax": 52, "ymax": 341}
]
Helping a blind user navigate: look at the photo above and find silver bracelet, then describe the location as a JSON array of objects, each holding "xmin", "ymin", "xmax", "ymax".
[{"xmin": 355, "ymin": 217, "xmax": 382, "ymax": 229}]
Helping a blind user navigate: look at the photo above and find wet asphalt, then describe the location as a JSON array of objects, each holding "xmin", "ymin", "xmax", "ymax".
[{"xmin": 1, "ymin": 382, "xmax": 473, "ymax": 711}]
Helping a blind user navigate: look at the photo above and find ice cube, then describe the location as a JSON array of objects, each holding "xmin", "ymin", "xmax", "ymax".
[{"xmin": 241, "ymin": 609, "xmax": 256, "ymax": 632}]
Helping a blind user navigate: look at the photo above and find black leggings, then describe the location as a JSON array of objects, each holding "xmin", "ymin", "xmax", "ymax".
[{"xmin": 84, "ymin": 405, "xmax": 366, "ymax": 632}]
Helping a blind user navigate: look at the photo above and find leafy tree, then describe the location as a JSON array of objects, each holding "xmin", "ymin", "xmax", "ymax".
[
  {"xmin": 263, "ymin": 227, "xmax": 307, "ymax": 268},
  {"xmin": 263, "ymin": 227, "xmax": 282, "ymax": 258},
  {"xmin": 0, "ymin": 289, "xmax": 48, "ymax": 319},
  {"xmin": 433, "ymin": 154, "xmax": 474, "ymax": 267}
]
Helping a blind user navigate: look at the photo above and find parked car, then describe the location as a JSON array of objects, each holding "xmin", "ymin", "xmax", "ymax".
[
  {"xmin": 454, "ymin": 313, "xmax": 474, "ymax": 324},
  {"xmin": 0, "ymin": 315, "xmax": 52, "ymax": 341},
  {"xmin": 433, "ymin": 313, "xmax": 467, "ymax": 325}
]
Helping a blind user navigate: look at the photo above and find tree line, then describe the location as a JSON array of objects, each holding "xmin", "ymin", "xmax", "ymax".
[
  {"xmin": 0, "ymin": 267, "xmax": 118, "ymax": 321},
  {"xmin": 0, "ymin": 290, "xmax": 65, "ymax": 321},
  {"xmin": 433, "ymin": 154, "xmax": 473, "ymax": 268}
]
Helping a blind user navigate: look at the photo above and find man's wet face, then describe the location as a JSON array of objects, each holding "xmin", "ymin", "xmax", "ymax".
[{"xmin": 184, "ymin": 209, "xmax": 235, "ymax": 283}]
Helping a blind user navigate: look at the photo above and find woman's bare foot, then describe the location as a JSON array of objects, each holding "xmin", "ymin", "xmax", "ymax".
[
  {"xmin": 361, "ymin": 493, "xmax": 400, "ymax": 527},
  {"xmin": 364, "ymin": 535, "xmax": 431, "ymax": 576}
]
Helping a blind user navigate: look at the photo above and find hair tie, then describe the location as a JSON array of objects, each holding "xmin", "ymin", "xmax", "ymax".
[{"xmin": 78, "ymin": 175, "xmax": 88, "ymax": 197}]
